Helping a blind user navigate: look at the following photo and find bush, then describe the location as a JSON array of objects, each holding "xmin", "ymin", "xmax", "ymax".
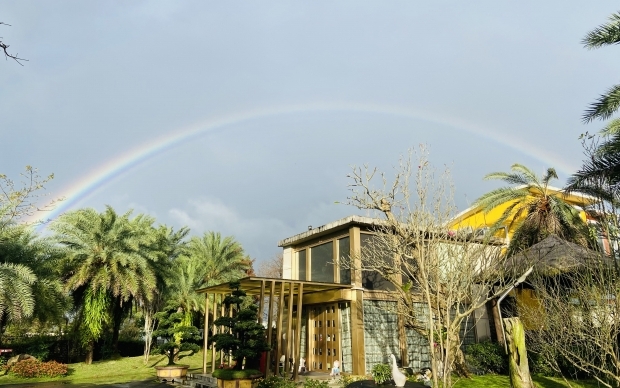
[
  {"xmin": 338, "ymin": 374, "xmax": 367, "ymax": 388},
  {"xmin": 303, "ymin": 379, "xmax": 329, "ymax": 388},
  {"xmin": 256, "ymin": 375, "xmax": 296, "ymax": 388},
  {"xmin": 9, "ymin": 359, "xmax": 68, "ymax": 378},
  {"xmin": 465, "ymin": 340, "xmax": 507, "ymax": 375},
  {"xmin": 372, "ymin": 363, "xmax": 392, "ymax": 385}
]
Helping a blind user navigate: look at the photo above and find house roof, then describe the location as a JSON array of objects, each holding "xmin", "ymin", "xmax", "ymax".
[
  {"xmin": 278, "ymin": 215, "xmax": 382, "ymax": 247},
  {"xmin": 507, "ymin": 235, "xmax": 608, "ymax": 276},
  {"xmin": 195, "ymin": 276, "xmax": 351, "ymax": 295}
]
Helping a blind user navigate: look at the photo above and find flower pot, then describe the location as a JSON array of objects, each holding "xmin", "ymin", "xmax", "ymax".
[
  {"xmin": 155, "ymin": 364, "xmax": 189, "ymax": 382},
  {"xmin": 216, "ymin": 375, "xmax": 262, "ymax": 388}
]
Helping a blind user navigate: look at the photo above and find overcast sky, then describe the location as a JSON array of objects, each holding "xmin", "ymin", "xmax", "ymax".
[{"xmin": 2, "ymin": 2, "xmax": 619, "ymax": 264}]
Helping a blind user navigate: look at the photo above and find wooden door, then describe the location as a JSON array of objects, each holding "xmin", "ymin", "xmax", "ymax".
[{"xmin": 308, "ymin": 303, "xmax": 340, "ymax": 372}]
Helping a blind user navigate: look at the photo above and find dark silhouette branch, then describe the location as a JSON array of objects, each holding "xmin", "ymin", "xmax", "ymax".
[{"xmin": 0, "ymin": 22, "xmax": 27, "ymax": 66}]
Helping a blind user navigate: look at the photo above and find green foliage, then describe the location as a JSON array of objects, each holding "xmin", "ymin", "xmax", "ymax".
[
  {"xmin": 153, "ymin": 308, "xmax": 201, "ymax": 366},
  {"xmin": 212, "ymin": 368, "xmax": 262, "ymax": 380},
  {"xmin": 338, "ymin": 374, "xmax": 367, "ymax": 388},
  {"xmin": 303, "ymin": 378, "xmax": 330, "ymax": 388},
  {"xmin": 465, "ymin": 340, "xmax": 507, "ymax": 375},
  {"xmin": 211, "ymin": 281, "xmax": 269, "ymax": 370},
  {"xmin": 372, "ymin": 363, "xmax": 392, "ymax": 385},
  {"xmin": 255, "ymin": 375, "xmax": 296, "ymax": 388},
  {"xmin": 9, "ymin": 359, "xmax": 68, "ymax": 378}
]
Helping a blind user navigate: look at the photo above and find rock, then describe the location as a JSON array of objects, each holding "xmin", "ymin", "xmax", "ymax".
[{"xmin": 7, "ymin": 354, "xmax": 37, "ymax": 368}]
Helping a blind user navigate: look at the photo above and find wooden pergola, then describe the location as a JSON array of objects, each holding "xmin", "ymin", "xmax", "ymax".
[{"xmin": 196, "ymin": 277, "xmax": 351, "ymax": 380}]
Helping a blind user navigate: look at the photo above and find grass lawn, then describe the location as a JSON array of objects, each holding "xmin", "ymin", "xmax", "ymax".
[
  {"xmin": 452, "ymin": 374, "xmax": 600, "ymax": 388},
  {"xmin": 0, "ymin": 355, "xmax": 602, "ymax": 388},
  {"xmin": 0, "ymin": 350, "xmax": 210, "ymax": 385}
]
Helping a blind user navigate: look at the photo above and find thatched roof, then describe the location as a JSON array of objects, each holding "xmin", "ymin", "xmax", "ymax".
[{"xmin": 507, "ymin": 235, "xmax": 609, "ymax": 276}]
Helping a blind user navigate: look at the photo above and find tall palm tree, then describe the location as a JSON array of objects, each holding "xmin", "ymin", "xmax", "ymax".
[
  {"xmin": 473, "ymin": 164, "xmax": 592, "ymax": 256},
  {"xmin": 52, "ymin": 206, "xmax": 160, "ymax": 363},
  {"xmin": 168, "ymin": 232, "xmax": 252, "ymax": 326}
]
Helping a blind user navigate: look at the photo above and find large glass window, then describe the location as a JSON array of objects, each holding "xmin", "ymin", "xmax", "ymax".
[
  {"xmin": 360, "ymin": 233, "xmax": 396, "ymax": 291},
  {"xmin": 298, "ymin": 249, "xmax": 307, "ymax": 281},
  {"xmin": 338, "ymin": 237, "xmax": 351, "ymax": 285},
  {"xmin": 311, "ymin": 241, "xmax": 334, "ymax": 283}
]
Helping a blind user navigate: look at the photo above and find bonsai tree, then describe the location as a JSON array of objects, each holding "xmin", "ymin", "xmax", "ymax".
[
  {"xmin": 211, "ymin": 281, "xmax": 270, "ymax": 371},
  {"xmin": 152, "ymin": 308, "xmax": 201, "ymax": 366}
]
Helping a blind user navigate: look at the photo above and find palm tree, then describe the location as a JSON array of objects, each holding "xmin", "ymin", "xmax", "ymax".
[
  {"xmin": 473, "ymin": 164, "xmax": 592, "ymax": 256},
  {"xmin": 583, "ymin": 11, "xmax": 620, "ymax": 123},
  {"xmin": 0, "ymin": 220, "xmax": 67, "ymax": 343},
  {"xmin": 168, "ymin": 232, "xmax": 252, "ymax": 326},
  {"xmin": 52, "ymin": 206, "xmax": 161, "ymax": 363}
]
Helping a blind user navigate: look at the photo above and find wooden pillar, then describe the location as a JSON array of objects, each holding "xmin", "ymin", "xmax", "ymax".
[
  {"xmin": 211, "ymin": 293, "xmax": 219, "ymax": 373},
  {"xmin": 275, "ymin": 281, "xmax": 285, "ymax": 375},
  {"xmin": 228, "ymin": 298, "xmax": 233, "ymax": 367},
  {"xmin": 285, "ymin": 281, "xmax": 294, "ymax": 376},
  {"xmin": 350, "ymin": 226, "xmax": 366, "ymax": 374},
  {"xmin": 219, "ymin": 295, "xmax": 225, "ymax": 366},
  {"xmin": 266, "ymin": 280, "xmax": 276, "ymax": 377},
  {"xmin": 203, "ymin": 293, "xmax": 210, "ymax": 374},
  {"xmin": 292, "ymin": 283, "xmax": 304, "ymax": 381}
]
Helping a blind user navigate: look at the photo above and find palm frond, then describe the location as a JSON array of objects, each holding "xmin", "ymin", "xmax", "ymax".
[
  {"xmin": 582, "ymin": 12, "xmax": 620, "ymax": 49},
  {"xmin": 583, "ymin": 83, "xmax": 620, "ymax": 123}
]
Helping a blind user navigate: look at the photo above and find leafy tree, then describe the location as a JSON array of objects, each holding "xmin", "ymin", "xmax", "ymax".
[
  {"xmin": 52, "ymin": 206, "xmax": 161, "ymax": 363},
  {"xmin": 473, "ymin": 163, "xmax": 592, "ymax": 256},
  {"xmin": 211, "ymin": 281, "xmax": 269, "ymax": 370},
  {"xmin": 152, "ymin": 308, "xmax": 201, "ymax": 366}
]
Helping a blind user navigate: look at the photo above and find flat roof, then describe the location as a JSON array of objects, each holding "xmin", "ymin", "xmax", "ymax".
[
  {"xmin": 278, "ymin": 215, "xmax": 382, "ymax": 247},
  {"xmin": 195, "ymin": 276, "xmax": 352, "ymax": 295}
]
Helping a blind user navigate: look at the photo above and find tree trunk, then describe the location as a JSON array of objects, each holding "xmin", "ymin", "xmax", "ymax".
[
  {"xmin": 111, "ymin": 297, "xmax": 124, "ymax": 356},
  {"xmin": 504, "ymin": 317, "xmax": 534, "ymax": 388},
  {"xmin": 85, "ymin": 340, "xmax": 94, "ymax": 365},
  {"xmin": 143, "ymin": 309, "xmax": 154, "ymax": 364}
]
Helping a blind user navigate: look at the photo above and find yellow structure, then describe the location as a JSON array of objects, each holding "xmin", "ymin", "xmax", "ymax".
[{"xmin": 448, "ymin": 185, "xmax": 595, "ymax": 245}]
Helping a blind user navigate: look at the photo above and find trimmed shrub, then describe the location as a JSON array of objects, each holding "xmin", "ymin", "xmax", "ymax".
[
  {"xmin": 212, "ymin": 368, "xmax": 262, "ymax": 380},
  {"xmin": 9, "ymin": 359, "xmax": 68, "ymax": 378},
  {"xmin": 465, "ymin": 340, "xmax": 507, "ymax": 375},
  {"xmin": 372, "ymin": 363, "xmax": 392, "ymax": 385}
]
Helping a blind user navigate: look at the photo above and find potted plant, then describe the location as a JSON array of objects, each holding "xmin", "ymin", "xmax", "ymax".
[
  {"xmin": 152, "ymin": 308, "xmax": 201, "ymax": 382},
  {"xmin": 211, "ymin": 281, "xmax": 270, "ymax": 388}
]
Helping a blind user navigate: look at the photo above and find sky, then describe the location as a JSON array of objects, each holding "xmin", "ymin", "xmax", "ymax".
[{"xmin": 2, "ymin": 1, "xmax": 619, "ymax": 264}]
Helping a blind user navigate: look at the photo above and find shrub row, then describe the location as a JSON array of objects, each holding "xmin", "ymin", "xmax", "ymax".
[{"xmin": 9, "ymin": 359, "xmax": 68, "ymax": 378}]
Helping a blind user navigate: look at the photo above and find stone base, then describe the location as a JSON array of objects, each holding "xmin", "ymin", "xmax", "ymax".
[{"xmin": 217, "ymin": 377, "xmax": 261, "ymax": 388}]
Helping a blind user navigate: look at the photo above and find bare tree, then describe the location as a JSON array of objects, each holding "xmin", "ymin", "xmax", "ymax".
[
  {"xmin": 523, "ymin": 254, "xmax": 620, "ymax": 388},
  {"xmin": 344, "ymin": 146, "xmax": 515, "ymax": 387},
  {"xmin": 0, "ymin": 22, "xmax": 26, "ymax": 65},
  {"xmin": 256, "ymin": 254, "xmax": 284, "ymax": 279},
  {"xmin": 0, "ymin": 166, "xmax": 58, "ymax": 223}
]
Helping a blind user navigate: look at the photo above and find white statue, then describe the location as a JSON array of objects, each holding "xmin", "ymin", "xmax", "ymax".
[{"xmin": 390, "ymin": 354, "xmax": 407, "ymax": 387}]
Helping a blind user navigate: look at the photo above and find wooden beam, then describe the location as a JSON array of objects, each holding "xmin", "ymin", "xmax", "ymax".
[{"xmin": 211, "ymin": 293, "xmax": 219, "ymax": 373}]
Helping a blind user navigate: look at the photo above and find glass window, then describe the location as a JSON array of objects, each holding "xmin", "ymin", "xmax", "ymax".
[
  {"xmin": 360, "ymin": 233, "xmax": 396, "ymax": 291},
  {"xmin": 338, "ymin": 237, "xmax": 351, "ymax": 284},
  {"xmin": 298, "ymin": 249, "xmax": 306, "ymax": 281},
  {"xmin": 311, "ymin": 241, "xmax": 334, "ymax": 283}
]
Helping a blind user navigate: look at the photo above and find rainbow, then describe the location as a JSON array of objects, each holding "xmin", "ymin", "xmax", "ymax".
[{"xmin": 34, "ymin": 101, "xmax": 577, "ymax": 228}]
